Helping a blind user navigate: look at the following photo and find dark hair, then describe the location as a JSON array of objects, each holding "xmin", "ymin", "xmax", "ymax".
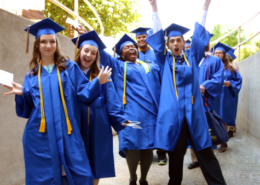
[
  {"xmin": 29, "ymin": 36, "xmax": 69, "ymax": 76},
  {"xmin": 215, "ymin": 51, "xmax": 236, "ymax": 74},
  {"xmin": 119, "ymin": 43, "xmax": 139, "ymax": 61},
  {"xmin": 74, "ymin": 46, "xmax": 100, "ymax": 79}
]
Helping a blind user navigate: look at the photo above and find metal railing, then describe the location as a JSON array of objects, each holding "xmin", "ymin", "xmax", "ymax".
[
  {"xmin": 210, "ymin": 11, "xmax": 260, "ymax": 62},
  {"xmin": 48, "ymin": 0, "xmax": 104, "ymax": 36}
]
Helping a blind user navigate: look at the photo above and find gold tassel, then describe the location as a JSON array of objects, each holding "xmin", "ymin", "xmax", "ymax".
[
  {"xmin": 26, "ymin": 26, "xmax": 30, "ymax": 54},
  {"xmin": 88, "ymin": 71, "xmax": 92, "ymax": 126},
  {"xmin": 192, "ymin": 96, "xmax": 194, "ymax": 104},
  {"xmin": 39, "ymin": 118, "xmax": 46, "ymax": 133},
  {"xmin": 164, "ymin": 31, "xmax": 167, "ymax": 55},
  {"xmin": 123, "ymin": 94, "xmax": 127, "ymax": 105},
  {"xmin": 74, "ymin": 37, "xmax": 80, "ymax": 60},
  {"xmin": 66, "ymin": 118, "xmax": 72, "ymax": 135}
]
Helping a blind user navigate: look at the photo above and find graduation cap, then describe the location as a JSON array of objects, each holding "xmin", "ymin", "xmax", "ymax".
[
  {"xmin": 210, "ymin": 42, "xmax": 234, "ymax": 53},
  {"xmin": 163, "ymin": 23, "xmax": 190, "ymax": 54},
  {"xmin": 71, "ymin": 30, "xmax": 106, "ymax": 60},
  {"xmin": 131, "ymin": 27, "xmax": 151, "ymax": 37},
  {"xmin": 24, "ymin": 18, "xmax": 65, "ymax": 54},
  {"xmin": 112, "ymin": 34, "xmax": 137, "ymax": 57},
  {"xmin": 226, "ymin": 50, "xmax": 237, "ymax": 60},
  {"xmin": 184, "ymin": 40, "xmax": 191, "ymax": 46}
]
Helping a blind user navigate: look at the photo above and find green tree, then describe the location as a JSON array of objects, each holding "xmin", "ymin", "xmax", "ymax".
[{"xmin": 45, "ymin": 0, "xmax": 141, "ymax": 38}]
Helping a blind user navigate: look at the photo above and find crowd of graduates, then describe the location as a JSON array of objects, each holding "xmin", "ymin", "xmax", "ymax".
[{"xmin": 2, "ymin": 0, "xmax": 242, "ymax": 185}]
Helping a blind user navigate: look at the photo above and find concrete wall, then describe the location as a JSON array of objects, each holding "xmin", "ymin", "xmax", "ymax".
[
  {"xmin": 0, "ymin": 8, "xmax": 75, "ymax": 185},
  {"xmin": 237, "ymin": 50, "xmax": 260, "ymax": 141}
]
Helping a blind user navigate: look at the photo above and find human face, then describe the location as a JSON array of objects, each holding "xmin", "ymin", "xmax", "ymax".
[
  {"xmin": 39, "ymin": 35, "xmax": 56, "ymax": 58},
  {"xmin": 80, "ymin": 44, "xmax": 98, "ymax": 71},
  {"xmin": 184, "ymin": 45, "xmax": 190, "ymax": 51},
  {"xmin": 214, "ymin": 50, "xmax": 224, "ymax": 60},
  {"xmin": 136, "ymin": 34, "xmax": 148, "ymax": 48},
  {"xmin": 167, "ymin": 36, "xmax": 185, "ymax": 56},
  {"xmin": 121, "ymin": 43, "xmax": 138, "ymax": 62}
]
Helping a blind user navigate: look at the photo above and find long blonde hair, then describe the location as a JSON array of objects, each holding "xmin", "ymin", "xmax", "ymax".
[
  {"xmin": 29, "ymin": 36, "xmax": 69, "ymax": 76},
  {"xmin": 74, "ymin": 46, "xmax": 100, "ymax": 78}
]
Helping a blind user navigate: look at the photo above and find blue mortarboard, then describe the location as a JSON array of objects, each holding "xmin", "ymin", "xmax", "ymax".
[
  {"xmin": 165, "ymin": 23, "xmax": 190, "ymax": 38},
  {"xmin": 24, "ymin": 18, "xmax": 64, "ymax": 39},
  {"xmin": 131, "ymin": 27, "xmax": 151, "ymax": 37},
  {"xmin": 184, "ymin": 40, "xmax": 191, "ymax": 46},
  {"xmin": 226, "ymin": 50, "xmax": 237, "ymax": 60},
  {"xmin": 211, "ymin": 42, "xmax": 234, "ymax": 53},
  {"xmin": 210, "ymin": 33, "xmax": 214, "ymax": 38},
  {"xmin": 24, "ymin": 18, "xmax": 64, "ymax": 54},
  {"xmin": 71, "ymin": 30, "xmax": 106, "ymax": 50},
  {"xmin": 112, "ymin": 34, "xmax": 137, "ymax": 56}
]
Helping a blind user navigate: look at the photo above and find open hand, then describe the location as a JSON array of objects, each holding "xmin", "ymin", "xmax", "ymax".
[
  {"xmin": 98, "ymin": 66, "xmax": 112, "ymax": 85},
  {"xmin": 200, "ymin": 85, "xmax": 206, "ymax": 94},
  {"xmin": 224, "ymin": 81, "xmax": 231, "ymax": 87},
  {"xmin": 3, "ymin": 82, "xmax": 23, "ymax": 96},
  {"xmin": 75, "ymin": 25, "xmax": 87, "ymax": 35}
]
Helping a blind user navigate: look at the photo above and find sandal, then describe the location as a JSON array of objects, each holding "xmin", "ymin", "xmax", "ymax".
[{"xmin": 218, "ymin": 143, "xmax": 227, "ymax": 153}]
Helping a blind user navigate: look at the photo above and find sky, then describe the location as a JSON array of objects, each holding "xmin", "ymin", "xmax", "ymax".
[{"xmin": 134, "ymin": 0, "xmax": 260, "ymax": 39}]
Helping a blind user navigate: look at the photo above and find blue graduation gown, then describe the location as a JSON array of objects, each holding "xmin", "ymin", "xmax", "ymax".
[
  {"xmin": 81, "ymin": 71, "xmax": 127, "ymax": 179},
  {"xmin": 220, "ymin": 69, "xmax": 242, "ymax": 126},
  {"xmin": 15, "ymin": 60, "xmax": 100, "ymax": 185},
  {"xmin": 139, "ymin": 48, "xmax": 156, "ymax": 63},
  {"xmin": 99, "ymin": 50, "xmax": 161, "ymax": 157},
  {"xmin": 146, "ymin": 22, "xmax": 212, "ymax": 152},
  {"xmin": 199, "ymin": 55, "xmax": 224, "ymax": 115}
]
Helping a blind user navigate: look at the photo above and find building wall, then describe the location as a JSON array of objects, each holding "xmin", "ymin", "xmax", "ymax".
[
  {"xmin": 0, "ymin": 9, "xmax": 74, "ymax": 185},
  {"xmin": 236, "ymin": 50, "xmax": 260, "ymax": 141}
]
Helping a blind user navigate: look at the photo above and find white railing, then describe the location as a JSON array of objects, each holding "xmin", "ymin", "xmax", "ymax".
[{"xmin": 210, "ymin": 11, "xmax": 260, "ymax": 62}]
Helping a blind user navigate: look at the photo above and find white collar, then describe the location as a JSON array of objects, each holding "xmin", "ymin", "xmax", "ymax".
[{"xmin": 83, "ymin": 68, "xmax": 90, "ymax": 75}]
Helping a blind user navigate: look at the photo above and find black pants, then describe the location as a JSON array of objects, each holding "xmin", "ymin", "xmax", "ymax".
[{"xmin": 168, "ymin": 119, "xmax": 226, "ymax": 185}]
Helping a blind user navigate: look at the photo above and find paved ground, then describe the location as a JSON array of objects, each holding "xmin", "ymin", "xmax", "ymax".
[{"xmin": 99, "ymin": 128, "xmax": 260, "ymax": 185}]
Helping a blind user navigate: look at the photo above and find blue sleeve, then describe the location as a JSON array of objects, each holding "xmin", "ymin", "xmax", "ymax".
[
  {"xmin": 105, "ymin": 80, "xmax": 127, "ymax": 132},
  {"xmin": 68, "ymin": 61, "xmax": 101, "ymax": 104},
  {"xmin": 15, "ymin": 75, "xmax": 34, "ymax": 118},
  {"xmin": 202, "ymin": 57, "xmax": 224, "ymax": 98},
  {"xmin": 229, "ymin": 71, "xmax": 242, "ymax": 96},
  {"xmin": 190, "ymin": 22, "xmax": 211, "ymax": 66},
  {"xmin": 145, "ymin": 29, "xmax": 166, "ymax": 70}
]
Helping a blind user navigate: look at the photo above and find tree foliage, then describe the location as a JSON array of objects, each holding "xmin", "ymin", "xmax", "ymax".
[
  {"xmin": 45, "ymin": 0, "xmax": 141, "ymax": 38},
  {"xmin": 210, "ymin": 24, "xmax": 260, "ymax": 61}
]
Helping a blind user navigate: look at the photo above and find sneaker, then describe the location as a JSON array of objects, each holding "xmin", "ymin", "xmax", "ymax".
[
  {"xmin": 130, "ymin": 181, "xmax": 137, "ymax": 185},
  {"xmin": 188, "ymin": 162, "xmax": 200, "ymax": 169},
  {"xmin": 157, "ymin": 151, "xmax": 167, "ymax": 165}
]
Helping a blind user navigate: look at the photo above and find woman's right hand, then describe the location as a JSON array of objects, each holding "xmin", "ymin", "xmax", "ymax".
[
  {"xmin": 3, "ymin": 82, "xmax": 23, "ymax": 96},
  {"xmin": 98, "ymin": 66, "xmax": 112, "ymax": 85}
]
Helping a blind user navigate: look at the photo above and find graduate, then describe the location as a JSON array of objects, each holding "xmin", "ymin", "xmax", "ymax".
[
  {"xmin": 184, "ymin": 40, "xmax": 191, "ymax": 51},
  {"xmin": 71, "ymin": 31, "xmax": 130, "ymax": 185},
  {"xmin": 131, "ymin": 27, "xmax": 156, "ymax": 63},
  {"xmin": 146, "ymin": 0, "xmax": 226, "ymax": 184},
  {"xmin": 226, "ymin": 50, "xmax": 239, "ymax": 135},
  {"xmin": 188, "ymin": 40, "xmax": 224, "ymax": 170},
  {"xmin": 99, "ymin": 33, "xmax": 161, "ymax": 185},
  {"xmin": 213, "ymin": 43, "xmax": 242, "ymax": 152},
  {"xmin": 2, "ymin": 18, "xmax": 112, "ymax": 185}
]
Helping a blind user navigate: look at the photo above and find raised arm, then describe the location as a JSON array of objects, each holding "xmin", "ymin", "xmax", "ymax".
[
  {"xmin": 190, "ymin": 0, "xmax": 212, "ymax": 66},
  {"xmin": 149, "ymin": 0, "xmax": 162, "ymax": 34}
]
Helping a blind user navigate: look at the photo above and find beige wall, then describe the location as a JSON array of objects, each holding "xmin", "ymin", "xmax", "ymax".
[
  {"xmin": 0, "ymin": 9, "xmax": 74, "ymax": 185},
  {"xmin": 237, "ymin": 50, "xmax": 260, "ymax": 142}
]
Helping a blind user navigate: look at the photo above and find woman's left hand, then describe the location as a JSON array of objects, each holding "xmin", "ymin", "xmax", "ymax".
[{"xmin": 224, "ymin": 81, "xmax": 231, "ymax": 87}]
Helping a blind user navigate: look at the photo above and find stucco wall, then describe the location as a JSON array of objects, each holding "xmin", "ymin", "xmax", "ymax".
[
  {"xmin": 0, "ymin": 8, "xmax": 74, "ymax": 185},
  {"xmin": 236, "ymin": 50, "xmax": 260, "ymax": 141}
]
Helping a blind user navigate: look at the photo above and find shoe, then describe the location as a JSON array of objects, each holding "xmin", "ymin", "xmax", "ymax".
[
  {"xmin": 130, "ymin": 181, "xmax": 137, "ymax": 185},
  {"xmin": 188, "ymin": 162, "xmax": 200, "ymax": 169},
  {"xmin": 139, "ymin": 180, "xmax": 148, "ymax": 185},
  {"xmin": 228, "ymin": 129, "xmax": 234, "ymax": 137},
  {"xmin": 157, "ymin": 151, "xmax": 167, "ymax": 165}
]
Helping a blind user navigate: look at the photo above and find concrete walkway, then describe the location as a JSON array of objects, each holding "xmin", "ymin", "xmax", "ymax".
[{"xmin": 99, "ymin": 128, "xmax": 260, "ymax": 185}]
